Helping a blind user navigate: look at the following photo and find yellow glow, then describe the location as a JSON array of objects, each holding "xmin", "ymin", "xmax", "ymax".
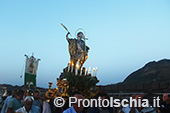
[
  {"xmin": 76, "ymin": 64, "xmax": 79, "ymax": 69},
  {"xmin": 76, "ymin": 61, "xmax": 80, "ymax": 69}
]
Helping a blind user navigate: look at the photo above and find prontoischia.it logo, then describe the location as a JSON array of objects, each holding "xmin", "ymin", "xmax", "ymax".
[{"xmin": 54, "ymin": 96, "xmax": 160, "ymax": 108}]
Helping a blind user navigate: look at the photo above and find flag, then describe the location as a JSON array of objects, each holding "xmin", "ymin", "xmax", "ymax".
[{"xmin": 24, "ymin": 55, "xmax": 40, "ymax": 87}]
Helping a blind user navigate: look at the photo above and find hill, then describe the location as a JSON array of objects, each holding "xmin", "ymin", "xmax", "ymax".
[
  {"xmin": 123, "ymin": 59, "xmax": 170, "ymax": 84},
  {"xmin": 0, "ymin": 84, "xmax": 48, "ymax": 97}
]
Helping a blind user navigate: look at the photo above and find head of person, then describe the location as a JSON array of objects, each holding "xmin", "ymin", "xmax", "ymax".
[
  {"xmin": 95, "ymin": 91, "xmax": 109, "ymax": 107},
  {"xmin": 43, "ymin": 95, "xmax": 48, "ymax": 101},
  {"xmin": 11, "ymin": 90, "xmax": 16, "ymax": 98},
  {"xmin": 7, "ymin": 90, "xmax": 12, "ymax": 96},
  {"xmin": 34, "ymin": 90, "xmax": 40, "ymax": 100},
  {"xmin": 135, "ymin": 94, "xmax": 145, "ymax": 110},
  {"xmin": 132, "ymin": 94, "xmax": 137, "ymax": 99},
  {"xmin": 77, "ymin": 32, "xmax": 84, "ymax": 40},
  {"xmin": 163, "ymin": 94, "xmax": 169, "ymax": 102},
  {"xmin": 73, "ymin": 94, "xmax": 84, "ymax": 113},
  {"xmin": 24, "ymin": 96, "xmax": 34, "ymax": 112},
  {"xmin": 24, "ymin": 90, "xmax": 28, "ymax": 97},
  {"xmin": 16, "ymin": 89, "xmax": 24, "ymax": 100}
]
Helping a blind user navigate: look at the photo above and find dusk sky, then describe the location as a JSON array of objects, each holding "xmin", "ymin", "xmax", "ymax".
[{"xmin": 0, "ymin": 0, "xmax": 170, "ymax": 88}]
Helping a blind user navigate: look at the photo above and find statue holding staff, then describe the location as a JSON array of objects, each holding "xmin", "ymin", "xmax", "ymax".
[
  {"xmin": 66, "ymin": 31, "xmax": 89, "ymax": 69},
  {"xmin": 61, "ymin": 24, "xmax": 89, "ymax": 69}
]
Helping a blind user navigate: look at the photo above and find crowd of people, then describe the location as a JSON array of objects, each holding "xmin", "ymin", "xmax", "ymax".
[
  {"xmin": 0, "ymin": 89, "xmax": 50, "ymax": 113},
  {"xmin": 0, "ymin": 89, "xmax": 170, "ymax": 113}
]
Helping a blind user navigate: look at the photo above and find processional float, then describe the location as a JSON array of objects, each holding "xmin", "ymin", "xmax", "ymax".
[{"xmin": 46, "ymin": 24, "xmax": 99, "ymax": 99}]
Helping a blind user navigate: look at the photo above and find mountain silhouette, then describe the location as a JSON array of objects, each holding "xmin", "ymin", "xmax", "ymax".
[{"xmin": 123, "ymin": 59, "xmax": 170, "ymax": 84}]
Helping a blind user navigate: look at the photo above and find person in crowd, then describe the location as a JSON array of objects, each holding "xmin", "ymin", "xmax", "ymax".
[
  {"xmin": 158, "ymin": 94, "xmax": 170, "ymax": 113},
  {"xmin": 32, "ymin": 90, "xmax": 42, "ymax": 112},
  {"xmin": 136, "ymin": 95, "xmax": 156, "ymax": 113},
  {"xmin": 1, "ymin": 90, "xmax": 16, "ymax": 113},
  {"xmin": 7, "ymin": 89, "xmax": 24, "ymax": 113},
  {"xmin": 121, "ymin": 94, "xmax": 137, "ymax": 113},
  {"xmin": 42, "ymin": 95, "xmax": 51, "ymax": 113},
  {"xmin": 15, "ymin": 96, "xmax": 40, "ymax": 113},
  {"xmin": 0, "ymin": 90, "xmax": 9, "ymax": 111},
  {"xmin": 49, "ymin": 98, "xmax": 56, "ymax": 113},
  {"xmin": 122, "ymin": 94, "xmax": 156, "ymax": 113},
  {"xmin": 23, "ymin": 90, "xmax": 28, "ymax": 99},
  {"xmin": 89, "ymin": 91, "xmax": 115, "ymax": 113},
  {"xmin": 0, "ymin": 96, "xmax": 7, "ymax": 112},
  {"xmin": 63, "ymin": 94, "xmax": 84, "ymax": 113}
]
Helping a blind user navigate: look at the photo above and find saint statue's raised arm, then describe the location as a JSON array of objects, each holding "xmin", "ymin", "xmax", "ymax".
[{"xmin": 66, "ymin": 30, "xmax": 89, "ymax": 68}]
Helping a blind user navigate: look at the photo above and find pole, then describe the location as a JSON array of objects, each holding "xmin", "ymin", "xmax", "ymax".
[{"xmin": 61, "ymin": 23, "xmax": 72, "ymax": 36}]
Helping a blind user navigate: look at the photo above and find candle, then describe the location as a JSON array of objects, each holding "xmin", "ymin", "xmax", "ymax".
[
  {"xmin": 80, "ymin": 68, "xmax": 83, "ymax": 75},
  {"xmin": 77, "ymin": 62, "xmax": 80, "ymax": 70},
  {"xmin": 71, "ymin": 64, "xmax": 74, "ymax": 73},
  {"xmin": 76, "ymin": 61, "xmax": 80, "ymax": 70},
  {"xmin": 95, "ymin": 67, "xmax": 97, "ymax": 76},
  {"xmin": 92, "ymin": 67, "xmax": 95, "ymax": 76},
  {"xmin": 88, "ymin": 67, "xmax": 91, "ymax": 74},
  {"xmin": 75, "ymin": 61, "xmax": 79, "ymax": 75},
  {"xmin": 85, "ymin": 69, "xmax": 87, "ymax": 75},
  {"xmin": 68, "ymin": 63, "xmax": 70, "ymax": 72},
  {"xmin": 75, "ymin": 66, "xmax": 78, "ymax": 75}
]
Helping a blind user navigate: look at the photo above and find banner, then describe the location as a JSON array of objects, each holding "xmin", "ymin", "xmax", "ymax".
[{"xmin": 24, "ymin": 54, "xmax": 40, "ymax": 87}]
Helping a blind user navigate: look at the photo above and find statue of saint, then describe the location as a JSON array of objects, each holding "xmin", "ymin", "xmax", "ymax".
[{"xmin": 66, "ymin": 31, "xmax": 89, "ymax": 68}]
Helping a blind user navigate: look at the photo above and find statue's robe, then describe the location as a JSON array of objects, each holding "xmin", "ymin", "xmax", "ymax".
[{"xmin": 68, "ymin": 39, "xmax": 89, "ymax": 66}]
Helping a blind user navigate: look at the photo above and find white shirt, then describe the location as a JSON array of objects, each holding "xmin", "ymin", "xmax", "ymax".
[
  {"xmin": 42, "ymin": 101, "xmax": 51, "ymax": 113},
  {"xmin": 16, "ymin": 106, "xmax": 32, "ymax": 113},
  {"xmin": 15, "ymin": 106, "xmax": 40, "ymax": 113}
]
